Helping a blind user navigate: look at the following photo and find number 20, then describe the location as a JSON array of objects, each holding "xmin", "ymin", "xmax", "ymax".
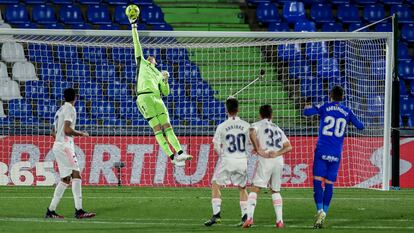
[{"xmin": 322, "ymin": 116, "xmax": 347, "ymax": 137}]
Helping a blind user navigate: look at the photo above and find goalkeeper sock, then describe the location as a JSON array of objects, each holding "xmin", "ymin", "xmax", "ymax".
[
  {"xmin": 313, "ymin": 179, "xmax": 324, "ymax": 211},
  {"xmin": 272, "ymin": 193, "xmax": 283, "ymax": 222},
  {"xmin": 323, "ymin": 183, "xmax": 333, "ymax": 213},
  {"xmin": 49, "ymin": 181, "xmax": 68, "ymax": 211},
  {"xmin": 164, "ymin": 127, "xmax": 183, "ymax": 153},
  {"xmin": 154, "ymin": 131, "xmax": 174, "ymax": 158},
  {"xmin": 212, "ymin": 198, "xmax": 222, "ymax": 216},
  {"xmin": 72, "ymin": 178, "xmax": 83, "ymax": 210},
  {"xmin": 246, "ymin": 192, "xmax": 257, "ymax": 219}
]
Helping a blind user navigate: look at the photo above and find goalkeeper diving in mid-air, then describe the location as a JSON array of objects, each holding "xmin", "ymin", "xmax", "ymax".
[{"xmin": 126, "ymin": 5, "xmax": 192, "ymax": 166}]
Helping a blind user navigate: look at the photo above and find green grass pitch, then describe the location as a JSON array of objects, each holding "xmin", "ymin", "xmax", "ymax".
[{"xmin": 0, "ymin": 187, "xmax": 413, "ymax": 233}]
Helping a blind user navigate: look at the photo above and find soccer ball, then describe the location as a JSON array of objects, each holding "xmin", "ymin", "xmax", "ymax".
[{"xmin": 125, "ymin": 5, "xmax": 140, "ymax": 21}]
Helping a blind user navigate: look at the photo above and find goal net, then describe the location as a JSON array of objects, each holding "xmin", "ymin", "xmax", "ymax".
[{"xmin": 0, "ymin": 29, "xmax": 392, "ymax": 190}]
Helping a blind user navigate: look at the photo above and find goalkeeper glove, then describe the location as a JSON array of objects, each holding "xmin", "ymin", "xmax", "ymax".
[{"xmin": 161, "ymin": 70, "xmax": 170, "ymax": 83}]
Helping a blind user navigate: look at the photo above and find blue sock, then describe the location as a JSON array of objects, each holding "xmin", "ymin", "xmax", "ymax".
[
  {"xmin": 313, "ymin": 179, "xmax": 323, "ymax": 211},
  {"xmin": 323, "ymin": 183, "xmax": 334, "ymax": 213}
]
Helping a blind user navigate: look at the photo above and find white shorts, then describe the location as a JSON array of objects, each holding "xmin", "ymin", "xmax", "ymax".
[
  {"xmin": 53, "ymin": 142, "xmax": 80, "ymax": 178},
  {"xmin": 212, "ymin": 157, "xmax": 247, "ymax": 187},
  {"xmin": 252, "ymin": 156, "xmax": 284, "ymax": 191}
]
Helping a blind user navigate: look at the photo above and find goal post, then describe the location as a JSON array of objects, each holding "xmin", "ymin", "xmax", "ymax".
[{"xmin": 0, "ymin": 29, "xmax": 393, "ymax": 190}]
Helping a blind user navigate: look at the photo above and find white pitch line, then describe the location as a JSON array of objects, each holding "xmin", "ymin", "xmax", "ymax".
[{"xmin": 1, "ymin": 217, "xmax": 414, "ymax": 230}]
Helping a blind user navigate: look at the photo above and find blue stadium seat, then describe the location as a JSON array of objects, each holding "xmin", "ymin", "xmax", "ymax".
[
  {"xmin": 371, "ymin": 59, "xmax": 386, "ymax": 79},
  {"xmin": 20, "ymin": 116, "xmax": 40, "ymax": 125},
  {"xmin": 300, "ymin": 76, "xmax": 324, "ymax": 98},
  {"xmin": 114, "ymin": 5, "xmax": 129, "ymax": 25},
  {"xmin": 0, "ymin": 0, "xmax": 19, "ymax": 3},
  {"xmin": 202, "ymin": 101, "xmax": 226, "ymax": 121},
  {"xmin": 310, "ymin": 3, "xmax": 334, "ymax": 23},
  {"xmin": 78, "ymin": 83, "xmax": 103, "ymax": 101},
  {"xmin": 178, "ymin": 62, "xmax": 202, "ymax": 84},
  {"xmin": 277, "ymin": 43, "xmax": 301, "ymax": 61},
  {"xmin": 99, "ymin": 24, "xmax": 120, "ymax": 30},
  {"xmin": 333, "ymin": 41, "xmax": 345, "ymax": 58},
  {"xmin": 363, "ymin": 4, "xmax": 385, "ymax": 23},
  {"xmin": 321, "ymin": 22, "xmax": 343, "ymax": 32},
  {"xmin": 104, "ymin": 0, "xmax": 126, "ymax": 4},
  {"xmin": 107, "ymin": 83, "xmax": 131, "ymax": 101},
  {"xmin": 190, "ymin": 118, "xmax": 210, "ymax": 126},
  {"xmin": 353, "ymin": 0, "xmax": 377, "ymax": 4},
  {"xmin": 375, "ymin": 22, "xmax": 391, "ymax": 32},
  {"xmin": 104, "ymin": 118, "xmax": 127, "ymax": 126},
  {"xmin": 410, "ymin": 80, "xmax": 414, "ymax": 96},
  {"xmin": 132, "ymin": 118, "xmax": 147, "ymax": 126},
  {"xmin": 77, "ymin": 118, "xmax": 98, "ymax": 126},
  {"xmin": 28, "ymin": 44, "xmax": 53, "ymax": 63},
  {"xmin": 130, "ymin": 0, "xmax": 153, "ymax": 6},
  {"xmin": 40, "ymin": 63, "xmax": 63, "ymax": 82},
  {"xmin": 256, "ymin": 3, "xmax": 280, "ymax": 24},
  {"xmin": 157, "ymin": 63, "xmax": 174, "ymax": 77},
  {"xmin": 0, "ymin": 117, "xmax": 14, "ymax": 126},
  {"xmin": 37, "ymin": 99, "xmax": 58, "ymax": 122},
  {"xmin": 126, "ymin": 23, "xmax": 148, "ymax": 30},
  {"xmin": 52, "ymin": 82, "xmax": 73, "ymax": 100},
  {"xmin": 113, "ymin": 47, "xmax": 134, "ymax": 62},
  {"xmin": 152, "ymin": 23, "xmax": 173, "ymax": 31},
  {"xmin": 141, "ymin": 5, "xmax": 164, "ymax": 25},
  {"xmin": 367, "ymin": 95, "xmax": 384, "ymax": 118},
  {"xmin": 82, "ymin": 46, "xmax": 107, "ymax": 63},
  {"xmin": 143, "ymin": 47, "xmax": 162, "ymax": 61},
  {"xmin": 337, "ymin": 4, "xmax": 361, "ymax": 23},
  {"xmin": 124, "ymin": 64, "xmax": 137, "ymax": 83},
  {"xmin": 25, "ymin": 80, "xmax": 49, "ymax": 99},
  {"xmin": 44, "ymin": 23, "xmax": 65, "ymax": 29},
  {"xmin": 169, "ymin": 83, "xmax": 186, "ymax": 102},
  {"xmin": 331, "ymin": 0, "xmax": 350, "ymax": 3},
  {"xmin": 75, "ymin": 101, "xmax": 88, "ymax": 119},
  {"xmin": 59, "ymin": 5, "xmax": 84, "ymax": 24},
  {"xmin": 390, "ymin": 5, "xmax": 414, "ymax": 23},
  {"xmin": 56, "ymin": 45, "xmax": 79, "ymax": 63},
  {"xmin": 66, "ymin": 63, "xmax": 91, "ymax": 83},
  {"xmin": 71, "ymin": 23, "xmax": 91, "ymax": 29},
  {"xmin": 190, "ymin": 83, "xmax": 215, "ymax": 101},
  {"xmin": 317, "ymin": 58, "xmax": 341, "ymax": 79},
  {"xmin": 381, "ymin": 0, "xmax": 403, "ymax": 5},
  {"xmin": 247, "ymin": 0, "xmax": 271, "ymax": 6},
  {"xmin": 268, "ymin": 22, "xmax": 290, "ymax": 32},
  {"xmin": 25, "ymin": 0, "xmax": 47, "ymax": 3},
  {"xmin": 120, "ymin": 100, "xmax": 141, "ymax": 120},
  {"xmin": 305, "ymin": 42, "xmax": 328, "ymax": 61},
  {"xmin": 79, "ymin": 0, "xmax": 101, "ymax": 4},
  {"xmin": 398, "ymin": 60, "xmax": 414, "ymax": 80},
  {"xmin": 282, "ymin": 2, "xmax": 306, "ymax": 24},
  {"xmin": 91, "ymin": 101, "xmax": 117, "ymax": 119},
  {"xmin": 5, "ymin": 5, "xmax": 29, "ymax": 24},
  {"xmin": 13, "ymin": 22, "xmax": 37, "ymax": 28},
  {"xmin": 348, "ymin": 23, "xmax": 368, "ymax": 32},
  {"xmin": 87, "ymin": 5, "xmax": 111, "ymax": 24},
  {"xmin": 95, "ymin": 63, "xmax": 117, "ymax": 83},
  {"xmin": 165, "ymin": 48, "xmax": 189, "ymax": 63},
  {"xmin": 401, "ymin": 24, "xmax": 414, "ymax": 42},
  {"xmin": 398, "ymin": 43, "xmax": 411, "ymax": 60},
  {"xmin": 289, "ymin": 60, "xmax": 312, "ymax": 78},
  {"xmin": 400, "ymin": 80, "xmax": 408, "ymax": 95},
  {"xmin": 294, "ymin": 21, "xmax": 316, "ymax": 32},
  {"xmin": 52, "ymin": 0, "xmax": 73, "ymax": 4},
  {"xmin": 400, "ymin": 95, "xmax": 414, "ymax": 117},
  {"xmin": 8, "ymin": 99, "xmax": 33, "ymax": 119},
  {"xmin": 32, "ymin": 5, "xmax": 57, "ymax": 24}
]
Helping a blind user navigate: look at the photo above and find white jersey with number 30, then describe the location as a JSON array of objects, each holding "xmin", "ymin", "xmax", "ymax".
[
  {"xmin": 53, "ymin": 102, "xmax": 77, "ymax": 146},
  {"xmin": 251, "ymin": 119, "xmax": 288, "ymax": 152}
]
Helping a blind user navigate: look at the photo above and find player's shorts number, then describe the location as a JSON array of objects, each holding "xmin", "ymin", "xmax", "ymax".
[
  {"xmin": 226, "ymin": 134, "xmax": 246, "ymax": 153},
  {"xmin": 322, "ymin": 116, "xmax": 347, "ymax": 137},
  {"xmin": 265, "ymin": 128, "xmax": 282, "ymax": 149}
]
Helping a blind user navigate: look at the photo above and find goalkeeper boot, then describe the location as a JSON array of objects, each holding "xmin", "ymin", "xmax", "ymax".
[
  {"xmin": 236, "ymin": 213, "xmax": 247, "ymax": 227},
  {"xmin": 75, "ymin": 209, "xmax": 96, "ymax": 219},
  {"xmin": 242, "ymin": 217, "xmax": 254, "ymax": 228},
  {"xmin": 45, "ymin": 208, "xmax": 64, "ymax": 219},
  {"xmin": 313, "ymin": 210, "xmax": 326, "ymax": 229},
  {"xmin": 204, "ymin": 213, "xmax": 221, "ymax": 227},
  {"xmin": 173, "ymin": 153, "xmax": 193, "ymax": 167}
]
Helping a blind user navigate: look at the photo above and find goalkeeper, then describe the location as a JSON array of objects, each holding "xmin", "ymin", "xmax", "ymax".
[{"xmin": 127, "ymin": 5, "xmax": 192, "ymax": 166}]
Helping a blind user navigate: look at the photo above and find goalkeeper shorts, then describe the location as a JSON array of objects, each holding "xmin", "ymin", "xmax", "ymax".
[{"xmin": 136, "ymin": 93, "xmax": 169, "ymax": 120}]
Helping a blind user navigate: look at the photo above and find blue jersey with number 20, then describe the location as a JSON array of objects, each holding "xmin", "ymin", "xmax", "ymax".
[{"xmin": 304, "ymin": 102, "xmax": 365, "ymax": 158}]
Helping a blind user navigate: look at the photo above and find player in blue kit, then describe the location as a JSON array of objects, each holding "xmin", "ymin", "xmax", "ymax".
[{"xmin": 303, "ymin": 86, "xmax": 364, "ymax": 229}]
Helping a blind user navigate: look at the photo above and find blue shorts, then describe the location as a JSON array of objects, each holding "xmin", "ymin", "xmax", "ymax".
[{"xmin": 313, "ymin": 152, "xmax": 341, "ymax": 182}]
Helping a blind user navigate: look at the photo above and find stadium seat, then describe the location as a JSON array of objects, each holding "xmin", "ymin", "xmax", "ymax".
[
  {"xmin": 143, "ymin": 47, "xmax": 162, "ymax": 61},
  {"xmin": 107, "ymin": 83, "xmax": 131, "ymax": 101},
  {"xmin": 190, "ymin": 118, "xmax": 210, "ymax": 126},
  {"xmin": 348, "ymin": 23, "xmax": 368, "ymax": 32},
  {"xmin": 114, "ymin": 5, "xmax": 129, "ymax": 25},
  {"xmin": 321, "ymin": 22, "xmax": 343, "ymax": 32},
  {"xmin": 169, "ymin": 83, "xmax": 186, "ymax": 101},
  {"xmin": 98, "ymin": 24, "xmax": 120, "ymax": 30},
  {"xmin": 124, "ymin": 64, "xmax": 137, "ymax": 83},
  {"xmin": 157, "ymin": 62, "xmax": 174, "ymax": 77},
  {"xmin": 363, "ymin": 4, "xmax": 385, "ymax": 23},
  {"xmin": 289, "ymin": 60, "xmax": 312, "ymax": 79},
  {"xmin": 178, "ymin": 62, "xmax": 202, "ymax": 84},
  {"xmin": 202, "ymin": 101, "xmax": 226, "ymax": 121},
  {"xmin": 0, "ymin": 62, "xmax": 9, "ymax": 80},
  {"xmin": 268, "ymin": 22, "xmax": 290, "ymax": 32},
  {"xmin": 56, "ymin": 45, "xmax": 79, "ymax": 63},
  {"xmin": 190, "ymin": 83, "xmax": 215, "ymax": 101},
  {"xmin": 400, "ymin": 95, "xmax": 414, "ymax": 117},
  {"xmin": 104, "ymin": 118, "xmax": 127, "ymax": 126},
  {"xmin": 310, "ymin": 3, "xmax": 334, "ymax": 23},
  {"xmin": 91, "ymin": 101, "xmax": 117, "ymax": 119},
  {"xmin": 59, "ymin": 5, "xmax": 84, "ymax": 24},
  {"xmin": 317, "ymin": 58, "xmax": 341, "ymax": 79},
  {"xmin": 78, "ymin": 83, "xmax": 103, "ymax": 101},
  {"xmin": 32, "ymin": 5, "xmax": 57, "ymax": 24},
  {"xmin": 390, "ymin": 5, "xmax": 414, "ymax": 23},
  {"xmin": 39, "ymin": 63, "xmax": 63, "ymax": 82},
  {"xmin": 51, "ymin": 82, "xmax": 72, "ymax": 100},
  {"xmin": 371, "ymin": 59, "xmax": 386, "ymax": 79},
  {"xmin": 44, "ymin": 23, "xmax": 65, "ymax": 29},
  {"xmin": 120, "ymin": 100, "xmax": 141, "ymax": 120},
  {"xmin": 282, "ymin": 2, "xmax": 306, "ymax": 24},
  {"xmin": 37, "ymin": 99, "xmax": 58, "ymax": 122},
  {"xmin": 398, "ymin": 60, "xmax": 414, "ymax": 80},
  {"xmin": 300, "ymin": 76, "xmax": 324, "ymax": 98},
  {"xmin": 113, "ymin": 47, "xmax": 134, "ymax": 62},
  {"xmin": 247, "ymin": 0, "xmax": 271, "ymax": 6},
  {"xmin": 277, "ymin": 43, "xmax": 301, "ymax": 61},
  {"xmin": 140, "ymin": 5, "xmax": 164, "ymax": 25},
  {"xmin": 12, "ymin": 62, "xmax": 38, "ymax": 82},
  {"xmin": 337, "ymin": 4, "xmax": 361, "ymax": 23},
  {"xmin": 375, "ymin": 22, "xmax": 391, "ymax": 32},
  {"xmin": 400, "ymin": 80, "xmax": 408, "ymax": 95},
  {"xmin": 66, "ymin": 63, "xmax": 91, "ymax": 83},
  {"xmin": 127, "ymin": 23, "xmax": 147, "ymax": 30},
  {"xmin": 95, "ymin": 63, "xmax": 117, "ymax": 83},
  {"xmin": 294, "ymin": 21, "xmax": 316, "ymax": 32},
  {"xmin": 52, "ymin": 0, "xmax": 73, "ymax": 4},
  {"xmin": 28, "ymin": 44, "xmax": 53, "ymax": 63},
  {"xmin": 305, "ymin": 42, "xmax": 328, "ymax": 61},
  {"xmin": 87, "ymin": 5, "xmax": 111, "ymax": 25},
  {"xmin": 71, "ymin": 23, "xmax": 91, "ymax": 29},
  {"xmin": 104, "ymin": 0, "xmax": 126, "ymax": 5},
  {"xmin": 24, "ymin": 80, "xmax": 48, "ymax": 99},
  {"xmin": 0, "ymin": 0, "xmax": 19, "ymax": 3},
  {"xmin": 165, "ymin": 48, "xmax": 188, "ymax": 63},
  {"xmin": 75, "ymin": 101, "xmax": 88, "ymax": 119},
  {"xmin": 8, "ymin": 99, "xmax": 32, "ymax": 119},
  {"xmin": 1, "ymin": 42, "xmax": 26, "ymax": 63},
  {"xmin": 82, "ymin": 46, "xmax": 107, "ymax": 63},
  {"xmin": 331, "ymin": 0, "xmax": 350, "ymax": 3},
  {"xmin": 79, "ymin": 0, "xmax": 102, "ymax": 4},
  {"xmin": 353, "ymin": 0, "xmax": 377, "ymax": 4},
  {"xmin": 256, "ymin": 3, "xmax": 280, "ymax": 24},
  {"xmin": 381, "ymin": 0, "xmax": 403, "ymax": 5},
  {"xmin": 130, "ymin": 0, "xmax": 153, "ymax": 6},
  {"xmin": 0, "ymin": 80, "xmax": 21, "ymax": 100},
  {"xmin": 410, "ymin": 80, "xmax": 414, "ymax": 96},
  {"xmin": 13, "ymin": 22, "xmax": 37, "ymax": 28},
  {"xmin": 398, "ymin": 43, "xmax": 411, "ymax": 60},
  {"xmin": 401, "ymin": 24, "xmax": 414, "ymax": 42},
  {"xmin": 152, "ymin": 23, "xmax": 173, "ymax": 31},
  {"xmin": 0, "ymin": 101, "xmax": 5, "ymax": 118},
  {"xmin": 5, "ymin": 4, "xmax": 29, "ymax": 24}
]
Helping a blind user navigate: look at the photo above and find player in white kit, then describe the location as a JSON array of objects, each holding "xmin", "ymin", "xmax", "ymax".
[
  {"xmin": 243, "ymin": 105, "xmax": 292, "ymax": 228},
  {"xmin": 45, "ymin": 88, "xmax": 96, "ymax": 219},
  {"xmin": 204, "ymin": 97, "xmax": 251, "ymax": 227}
]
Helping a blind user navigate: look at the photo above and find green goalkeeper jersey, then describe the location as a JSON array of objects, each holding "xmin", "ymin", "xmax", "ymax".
[{"xmin": 132, "ymin": 27, "xmax": 169, "ymax": 97}]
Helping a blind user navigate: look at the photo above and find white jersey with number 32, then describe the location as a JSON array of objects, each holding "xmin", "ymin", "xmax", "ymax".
[
  {"xmin": 53, "ymin": 102, "xmax": 77, "ymax": 146},
  {"xmin": 251, "ymin": 119, "xmax": 288, "ymax": 152}
]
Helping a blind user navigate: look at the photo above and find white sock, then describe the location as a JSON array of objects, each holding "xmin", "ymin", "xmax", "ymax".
[
  {"xmin": 240, "ymin": 201, "xmax": 247, "ymax": 217},
  {"xmin": 49, "ymin": 182, "xmax": 68, "ymax": 211},
  {"xmin": 72, "ymin": 178, "xmax": 83, "ymax": 210},
  {"xmin": 211, "ymin": 198, "xmax": 222, "ymax": 215},
  {"xmin": 272, "ymin": 193, "xmax": 283, "ymax": 222},
  {"xmin": 246, "ymin": 192, "xmax": 257, "ymax": 219}
]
